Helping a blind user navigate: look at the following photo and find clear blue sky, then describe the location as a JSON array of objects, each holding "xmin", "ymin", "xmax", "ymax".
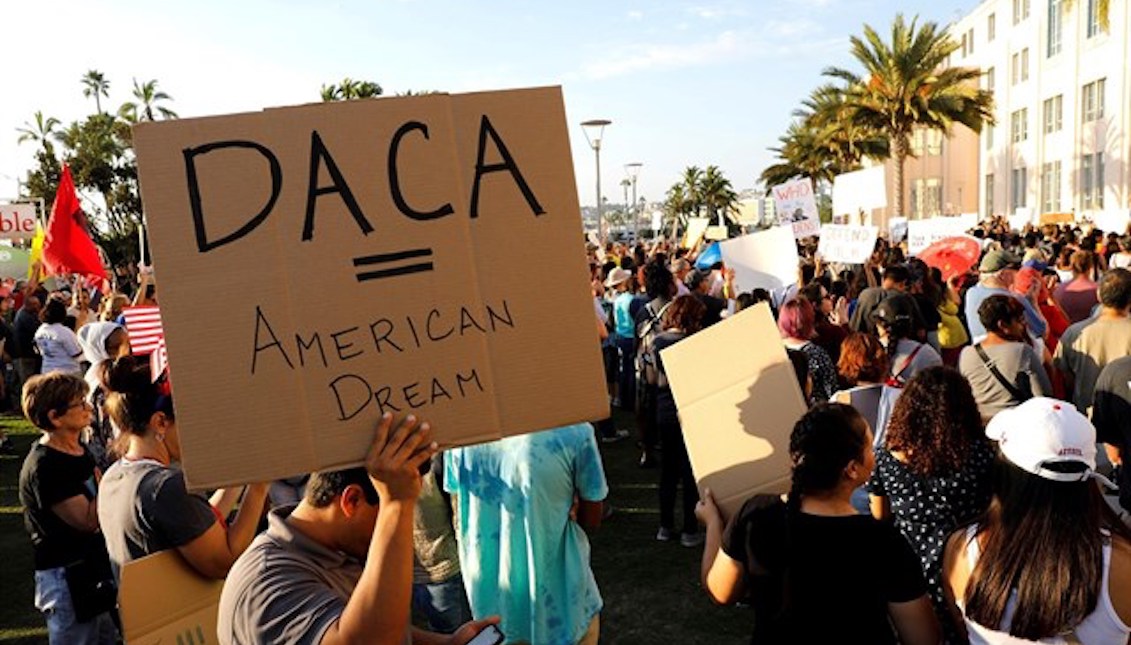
[{"xmin": 0, "ymin": 0, "xmax": 978, "ymax": 209}]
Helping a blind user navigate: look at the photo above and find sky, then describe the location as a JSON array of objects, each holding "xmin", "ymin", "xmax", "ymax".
[{"xmin": 0, "ymin": 0, "xmax": 978, "ymax": 209}]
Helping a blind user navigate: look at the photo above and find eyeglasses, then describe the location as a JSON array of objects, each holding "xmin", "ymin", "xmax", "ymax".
[{"xmin": 66, "ymin": 400, "xmax": 93, "ymax": 410}]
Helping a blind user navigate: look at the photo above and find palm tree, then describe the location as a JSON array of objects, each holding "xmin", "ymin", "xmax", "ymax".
[
  {"xmin": 81, "ymin": 70, "xmax": 111, "ymax": 114},
  {"xmin": 699, "ymin": 165, "xmax": 740, "ymax": 224},
  {"xmin": 824, "ymin": 14, "xmax": 994, "ymax": 217},
  {"xmin": 320, "ymin": 78, "xmax": 383, "ymax": 101},
  {"xmin": 119, "ymin": 78, "xmax": 178, "ymax": 123},
  {"xmin": 16, "ymin": 111, "xmax": 61, "ymax": 148},
  {"xmin": 680, "ymin": 166, "xmax": 704, "ymax": 217},
  {"xmin": 760, "ymin": 85, "xmax": 890, "ymax": 189}
]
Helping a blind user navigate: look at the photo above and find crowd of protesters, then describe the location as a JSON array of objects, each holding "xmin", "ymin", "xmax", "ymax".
[
  {"xmin": 11, "ymin": 215, "xmax": 1131, "ymax": 644},
  {"xmin": 591, "ymin": 217, "xmax": 1131, "ymax": 643}
]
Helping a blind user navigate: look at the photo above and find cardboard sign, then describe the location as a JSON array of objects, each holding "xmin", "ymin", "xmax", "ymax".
[
  {"xmin": 705, "ymin": 224, "xmax": 728, "ymax": 241},
  {"xmin": 771, "ymin": 177, "xmax": 821, "ymax": 239},
  {"xmin": 0, "ymin": 202, "xmax": 37, "ymax": 240},
  {"xmin": 119, "ymin": 550, "xmax": 224, "ymax": 645},
  {"xmin": 833, "ymin": 384, "xmax": 882, "ymax": 437},
  {"xmin": 1088, "ymin": 210, "xmax": 1130, "ymax": 234},
  {"xmin": 651, "ymin": 211, "xmax": 663, "ymax": 232},
  {"xmin": 907, "ymin": 216, "xmax": 976, "ymax": 256},
  {"xmin": 683, "ymin": 217, "xmax": 710, "ymax": 249},
  {"xmin": 832, "ymin": 166, "xmax": 886, "ymax": 218},
  {"xmin": 718, "ymin": 226, "xmax": 799, "ymax": 293},
  {"xmin": 661, "ymin": 303, "xmax": 807, "ymax": 519},
  {"xmin": 817, "ymin": 224, "xmax": 878, "ymax": 264},
  {"xmin": 133, "ymin": 87, "xmax": 608, "ymax": 489},
  {"xmin": 1040, "ymin": 212, "xmax": 1074, "ymax": 225}
]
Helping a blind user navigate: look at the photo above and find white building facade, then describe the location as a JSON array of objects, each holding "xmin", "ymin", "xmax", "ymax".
[{"xmin": 949, "ymin": 0, "xmax": 1131, "ymax": 221}]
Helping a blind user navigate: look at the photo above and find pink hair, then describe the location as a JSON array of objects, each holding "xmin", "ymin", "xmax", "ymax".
[{"xmin": 778, "ymin": 297, "xmax": 816, "ymax": 340}]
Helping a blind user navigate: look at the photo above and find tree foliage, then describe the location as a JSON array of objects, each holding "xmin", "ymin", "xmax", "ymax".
[
  {"xmin": 15, "ymin": 71, "xmax": 179, "ymax": 267},
  {"xmin": 663, "ymin": 165, "xmax": 741, "ymax": 234},
  {"xmin": 823, "ymin": 14, "xmax": 994, "ymax": 216},
  {"xmin": 320, "ymin": 78, "xmax": 384, "ymax": 101}
]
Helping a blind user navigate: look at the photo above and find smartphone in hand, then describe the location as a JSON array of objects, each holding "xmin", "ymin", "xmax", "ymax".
[{"xmin": 464, "ymin": 624, "xmax": 505, "ymax": 645}]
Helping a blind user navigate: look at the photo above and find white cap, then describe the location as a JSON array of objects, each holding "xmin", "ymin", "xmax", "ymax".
[{"xmin": 986, "ymin": 397, "xmax": 1110, "ymax": 485}]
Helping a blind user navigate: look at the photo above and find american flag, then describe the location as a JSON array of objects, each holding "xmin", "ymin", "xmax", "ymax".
[
  {"xmin": 122, "ymin": 306, "xmax": 164, "ymax": 356},
  {"xmin": 150, "ymin": 337, "xmax": 169, "ymax": 383}
]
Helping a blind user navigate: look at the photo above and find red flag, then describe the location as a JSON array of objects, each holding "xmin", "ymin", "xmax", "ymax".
[{"xmin": 43, "ymin": 165, "xmax": 106, "ymax": 279}]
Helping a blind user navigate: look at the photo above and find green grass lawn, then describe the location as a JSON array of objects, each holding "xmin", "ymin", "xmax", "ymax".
[
  {"xmin": 0, "ymin": 410, "xmax": 753, "ymax": 643},
  {"xmin": 0, "ymin": 416, "xmax": 46, "ymax": 644}
]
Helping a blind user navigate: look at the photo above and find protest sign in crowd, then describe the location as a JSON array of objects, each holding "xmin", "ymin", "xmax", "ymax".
[{"xmin": 10, "ymin": 88, "xmax": 1131, "ymax": 645}]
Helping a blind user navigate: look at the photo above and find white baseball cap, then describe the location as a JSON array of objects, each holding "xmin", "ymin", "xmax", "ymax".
[{"xmin": 986, "ymin": 397, "xmax": 1112, "ymax": 485}]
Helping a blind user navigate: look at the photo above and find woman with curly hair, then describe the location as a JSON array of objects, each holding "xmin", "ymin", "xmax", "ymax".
[{"xmin": 869, "ymin": 366, "xmax": 995, "ymax": 640}]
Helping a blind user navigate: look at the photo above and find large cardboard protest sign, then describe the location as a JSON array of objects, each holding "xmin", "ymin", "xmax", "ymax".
[
  {"xmin": 832, "ymin": 166, "xmax": 886, "ymax": 219},
  {"xmin": 771, "ymin": 178, "xmax": 820, "ymax": 239},
  {"xmin": 0, "ymin": 202, "xmax": 37, "ymax": 240},
  {"xmin": 683, "ymin": 216, "xmax": 710, "ymax": 248},
  {"xmin": 120, "ymin": 550, "xmax": 224, "ymax": 645},
  {"xmin": 661, "ymin": 303, "xmax": 807, "ymax": 519},
  {"xmin": 817, "ymin": 224, "xmax": 878, "ymax": 264},
  {"xmin": 718, "ymin": 226, "xmax": 799, "ymax": 293},
  {"xmin": 1040, "ymin": 212, "xmax": 1074, "ymax": 225},
  {"xmin": 133, "ymin": 87, "xmax": 608, "ymax": 488}
]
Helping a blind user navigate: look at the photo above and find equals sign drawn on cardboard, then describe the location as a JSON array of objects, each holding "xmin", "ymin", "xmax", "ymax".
[{"xmin": 352, "ymin": 248, "xmax": 434, "ymax": 282}]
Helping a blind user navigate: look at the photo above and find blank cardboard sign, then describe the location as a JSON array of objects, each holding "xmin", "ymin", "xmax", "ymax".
[
  {"xmin": 119, "ymin": 550, "xmax": 224, "ymax": 645},
  {"xmin": 660, "ymin": 303, "xmax": 807, "ymax": 519},
  {"xmin": 133, "ymin": 87, "xmax": 608, "ymax": 489}
]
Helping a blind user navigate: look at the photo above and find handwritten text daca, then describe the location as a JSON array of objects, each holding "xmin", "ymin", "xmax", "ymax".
[
  {"xmin": 184, "ymin": 116, "xmax": 545, "ymax": 252},
  {"xmin": 250, "ymin": 299, "xmax": 516, "ymax": 420}
]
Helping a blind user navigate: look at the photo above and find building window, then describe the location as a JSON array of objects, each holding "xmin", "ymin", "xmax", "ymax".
[
  {"xmin": 1086, "ymin": 0, "xmax": 1102, "ymax": 37},
  {"xmin": 1082, "ymin": 153, "xmax": 1105, "ymax": 209},
  {"xmin": 911, "ymin": 178, "xmax": 943, "ymax": 218},
  {"xmin": 986, "ymin": 174, "xmax": 995, "ymax": 215},
  {"xmin": 1011, "ymin": 109, "xmax": 1029, "ymax": 142},
  {"xmin": 986, "ymin": 67, "xmax": 995, "ymax": 92},
  {"xmin": 985, "ymin": 123, "xmax": 994, "ymax": 149},
  {"xmin": 988, "ymin": 13, "xmax": 996, "ymax": 40},
  {"xmin": 1047, "ymin": 0, "xmax": 1062, "ymax": 56},
  {"xmin": 1011, "ymin": 167, "xmax": 1028, "ymax": 210},
  {"xmin": 1013, "ymin": 0, "xmax": 1030, "ymax": 24},
  {"xmin": 1011, "ymin": 49, "xmax": 1030, "ymax": 84},
  {"xmin": 968, "ymin": 28, "xmax": 975, "ymax": 54},
  {"xmin": 962, "ymin": 34, "xmax": 968, "ymax": 57},
  {"xmin": 1043, "ymin": 95, "xmax": 1063, "ymax": 133},
  {"xmin": 1040, "ymin": 161, "xmax": 1062, "ymax": 213},
  {"xmin": 1082, "ymin": 78, "xmax": 1106, "ymax": 122}
]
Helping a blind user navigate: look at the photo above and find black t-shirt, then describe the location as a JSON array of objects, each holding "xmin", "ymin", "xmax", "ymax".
[
  {"xmin": 1093, "ymin": 356, "xmax": 1131, "ymax": 512},
  {"xmin": 12, "ymin": 308, "xmax": 40, "ymax": 359},
  {"xmin": 722, "ymin": 496, "xmax": 927, "ymax": 644},
  {"xmin": 19, "ymin": 442, "xmax": 108, "ymax": 570},
  {"xmin": 695, "ymin": 293, "xmax": 725, "ymax": 328}
]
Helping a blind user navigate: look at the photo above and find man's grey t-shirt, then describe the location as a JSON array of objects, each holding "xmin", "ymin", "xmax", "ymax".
[
  {"xmin": 218, "ymin": 506, "xmax": 408, "ymax": 645},
  {"xmin": 958, "ymin": 342, "xmax": 1051, "ymax": 424},
  {"xmin": 98, "ymin": 459, "xmax": 216, "ymax": 581}
]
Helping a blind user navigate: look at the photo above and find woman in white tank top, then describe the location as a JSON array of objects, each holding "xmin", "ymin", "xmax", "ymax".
[{"xmin": 941, "ymin": 398, "xmax": 1131, "ymax": 644}]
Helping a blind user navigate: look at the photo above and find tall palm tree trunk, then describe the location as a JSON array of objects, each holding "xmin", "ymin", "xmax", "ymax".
[{"xmin": 893, "ymin": 135, "xmax": 909, "ymax": 221}]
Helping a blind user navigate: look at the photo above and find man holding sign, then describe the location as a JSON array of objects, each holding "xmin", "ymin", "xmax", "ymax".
[{"xmin": 218, "ymin": 413, "xmax": 499, "ymax": 645}]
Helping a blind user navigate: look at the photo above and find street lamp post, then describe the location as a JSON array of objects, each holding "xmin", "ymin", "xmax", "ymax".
[
  {"xmin": 624, "ymin": 162, "xmax": 642, "ymax": 239},
  {"xmin": 581, "ymin": 119, "xmax": 612, "ymax": 241}
]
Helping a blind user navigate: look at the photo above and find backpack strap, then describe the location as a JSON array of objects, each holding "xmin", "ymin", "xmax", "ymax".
[
  {"xmin": 889, "ymin": 342, "xmax": 923, "ymax": 384},
  {"xmin": 974, "ymin": 343, "xmax": 1028, "ymax": 402}
]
